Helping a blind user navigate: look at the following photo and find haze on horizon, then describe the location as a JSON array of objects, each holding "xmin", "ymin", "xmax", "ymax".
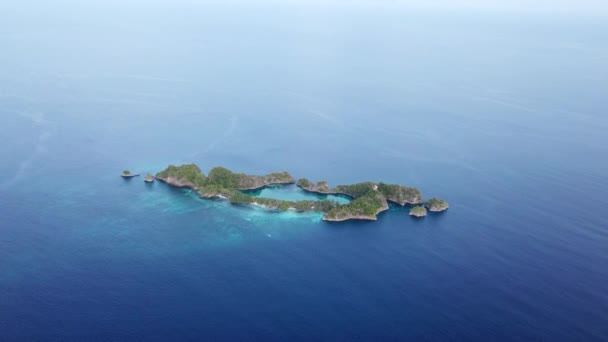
[{"xmin": 2, "ymin": 0, "xmax": 607, "ymax": 14}]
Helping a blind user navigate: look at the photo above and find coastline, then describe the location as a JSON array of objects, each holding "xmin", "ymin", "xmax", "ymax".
[
  {"xmin": 151, "ymin": 164, "xmax": 447, "ymax": 222},
  {"xmin": 322, "ymin": 199, "xmax": 389, "ymax": 222},
  {"xmin": 237, "ymin": 180, "xmax": 296, "ymax": 191}
]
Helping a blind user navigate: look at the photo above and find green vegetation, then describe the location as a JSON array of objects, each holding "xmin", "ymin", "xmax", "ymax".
[
  {"xmin": 156, "ymin": 164, "xmax": 293, "ymax": 192},
  {"xmin": 266, "ymin": 172, "xmax": 294, "ymax": 183},
  {"xmin": 153, "ymin": 163, "xmax": 447, "ymax": 221},
  {"xmin": 325, "ymin": 192, "xmax": 387, "ymax": 221},
  {"xmin": 156, "ymin": 164, "xmax": 207, "ymax": 188},
  {"xmin": 207, "ymin": 167, "xmax": 294, "ymax": 190},
  {"xmin": 425, "ymin": 198, "xmax": 449, "ymax": 212},
  {"xmin": 377, "ymin": 182, "xmax": 423, "ymax": 205},
  {"xmin": 297, "ymin": 178, "xmax": 311, "ymax": 188},
  {"xmin": 229, "ymin": 190, "xmax": 340, "ymax": 212},
  {"xmin": 297, "ymin": 178, "xmax": 332, "ymax": 193},
  {"xmin": 227, "ymin": 190, "xmax": 256, "ymax": 204},
  {"xmin": 198, "ymin": 183, "xmax": 235, "ymax": 198},
  {"xmin": 314, "ymin": 181, "xmax": 330, "ymax": 191},
  {"xmin": 334, "ymin": 182, "xmax": 376, "ymax": 198},
  {"xmin": 409, "ymin": 206, "xmax": 427, "ymax": 217},
  {"xmin": 378, "ymin": 182, "xmax": 407, "ymax": 197},
  {"xmin": 207, "ymin": 166, "xmax": 243, "ymax": 188},
  {"xmin": 297, "ymin": 178, "xmax": 428, "ymax": 220}
]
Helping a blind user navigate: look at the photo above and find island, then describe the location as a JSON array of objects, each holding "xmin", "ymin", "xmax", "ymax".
[
  {"xmin": 295, "ymin": 179, "xmax": 421, "ymax": 221},
  {"xmin": 409, "ymin": 206, "xmax": 427, "ymax": 218},
  {"xmin": 425, "ymin": 198, "xmax": 449, "ymax": 212},
  {"xmin": 144, "ymin": 173, "xmax": 155, "ymax": 183},
  {"xmin": 152, "ymin": 164, "xmax": 448, "ymax": 222},
  {"xmin": 121, "ymin": 170, "xmax": 140, "ymax": 178}
]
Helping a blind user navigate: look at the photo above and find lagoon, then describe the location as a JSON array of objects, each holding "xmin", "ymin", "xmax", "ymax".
[{"xmin": 247, "ymin": 184, "xmax": 351, "ymax": 204}]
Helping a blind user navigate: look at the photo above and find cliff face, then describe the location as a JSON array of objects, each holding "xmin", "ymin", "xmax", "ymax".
[
  {"xmin": 409, "ymin": 206, "xmax": 427, "ymax": 218},
  {"xmin": 236, "ymin": 172, "xmax": 295, "ymax": 190},
  {"xmin": 425, "ymin": 198, "xmax": 449, "ymax": 212},
  {"xmin": 206, "ymin": 167, "xmax": 295, "ymax": 191},
  {"xmin": 377, "ymin": 183, "xmax": 423, "ymax": 205},
  {"xmin": 323, "ymin": 195, "xmax": 389, "ymax": 222},
  {"xmin": 300, "ymin": 180, "xmax": 423, "ymax": 206},
  {"xmin": 299, "ymin": 179, "xmax": 427, "ymax": 221},
  {"xmin": 296, "ymin": 179, "xmax": 335, "ymax": 194},
  {"xmin": 153, "ymin": 164, "xmax": 448, "ymax": 222},
  {"xmin": 198, "ymin": 188, "xmax": 226, "ymax": 199},
  {"xmin": 426, "ymin": 203, "xmax": 449, "ymax": 212},
  {"xmin": 121, "ymin": 173, "xmax": 140, "ymax": 178},
  {"xmin": 156, "ymin": 164, "xmax": 206, "ymax": 189},
  {"xmin": 156, "ymin": 165, "xmax": 295, "ymax": 192},
  {"xmin": 385, "ymin": 193, "xmax": 423, "ymax": 206},
  {"xmin": 156, "ymin": 176, "xmax": 199, "ymax": 189}
]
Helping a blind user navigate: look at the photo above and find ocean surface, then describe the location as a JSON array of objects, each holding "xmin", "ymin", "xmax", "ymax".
[{"xmin": 1, "ymin": 3, "xmax": 607, "ymax": 340}]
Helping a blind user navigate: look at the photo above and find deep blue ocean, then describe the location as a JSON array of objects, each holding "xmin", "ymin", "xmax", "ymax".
[{"xmin": 1, "ymin": 3, "xmax": 607, "ymax": 340}]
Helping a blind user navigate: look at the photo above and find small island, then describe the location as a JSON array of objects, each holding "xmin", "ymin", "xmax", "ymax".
[
  {"xmin": 409, "ymin": 206, "xmax": 427, "ymax": 218},
  {"xmin": 121, "ymin": 170, "xmax": 140, "ymax": 178},
  {"xmin": 144, "ymin": 173, "xmax": 155, "ymax": 183},
  {"xmin": 148, "ymin": 163, "xmax": 449, "ymax": 222},
  {"xmin": 425, "ymin": 198, "xmax": 449, "ymax": 212}
]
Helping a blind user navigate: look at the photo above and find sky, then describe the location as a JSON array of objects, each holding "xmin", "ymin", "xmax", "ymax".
[
  {"xmin": 222, "ymin": 0, "xmax": 608, "ymax": 12},
  {"xmin": 1, "ymin": 0, "xmax": 607, "ymax": 13}
]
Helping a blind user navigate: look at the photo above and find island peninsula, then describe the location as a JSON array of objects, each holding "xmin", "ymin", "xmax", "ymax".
[{"xmin": 153, "ymin": 164, "xmax": 448, "ymax": 222}]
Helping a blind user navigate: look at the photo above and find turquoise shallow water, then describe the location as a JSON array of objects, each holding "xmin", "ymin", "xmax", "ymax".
[
  {"xmin": 247, "ymin": 184, "xmax": 351, "ymax": 204},
  {"xmin": 1, "ymin": 3, "xmax": 608, "ymax": 340}
]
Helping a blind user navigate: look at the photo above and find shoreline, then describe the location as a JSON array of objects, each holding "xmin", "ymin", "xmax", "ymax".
[
  {"xmin": 150, "ymin": 164, "xmax": 447, "ymax": 222},
  {"xmin": 322, "ymin": 198, "xmax": 390, "ymax": 222}
]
